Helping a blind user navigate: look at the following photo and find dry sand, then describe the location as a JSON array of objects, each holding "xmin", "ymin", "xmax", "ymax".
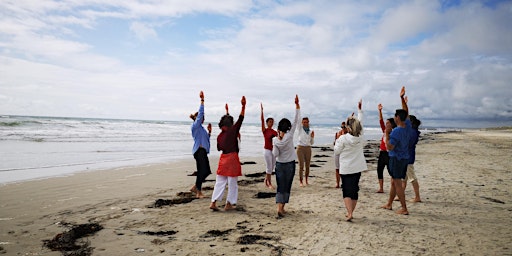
[{"xmin": 0, "ymin": 129, "xmax": 511, "ymax": 255}]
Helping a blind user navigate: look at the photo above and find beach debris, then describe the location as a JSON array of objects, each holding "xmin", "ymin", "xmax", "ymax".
[
  {"xmin": 237, "ymin": 234, "xmax": 276, "ymax": 244},
  {"xmin": 187, "ymin": 171, "xmax": 197, "ymax": 176},
  {"xmin": 42, "ymin": 222, "xmax": 103, "ymax": 256},
  {"xmin": 150, "ymin": 191, "xmax": 197, "ymax": 208},
  {"xmin": 239, "ymin": 178, "xmax": 264, "ymax": 186},
  {"xmin": 241, "ymin": 161, "xmax": 257, "ymax": 165},
  {"xmin": 255, "ymin": 192, "xmax": 276, "ymax": 198},
  {"xmin": 481, "ymin": 196, "xmax": 505, "ymax": 204},
  {"xmin": 201, "ymin": 229, "xmax": 234, "ymax": 238},
  {"xmin": 245, "ymin": 172, "xmax": 266, "ymax": 178},
  {"xmin": 135, "ymin": 248, "xmax": 145, "ymax": 253},
  {"xmin": 138, "ymin": 230, "xmax": 177, "ymax": 236}
]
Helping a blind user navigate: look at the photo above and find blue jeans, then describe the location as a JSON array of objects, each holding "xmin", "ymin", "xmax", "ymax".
[{"xmin": 275, "ymin": 161, "xmax": 295, "ymax": 203}]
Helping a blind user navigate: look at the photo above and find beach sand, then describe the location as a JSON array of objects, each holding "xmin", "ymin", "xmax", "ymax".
[{"xmin": 0, "ymin": 129, "xmax": 511, "ymax": 255}]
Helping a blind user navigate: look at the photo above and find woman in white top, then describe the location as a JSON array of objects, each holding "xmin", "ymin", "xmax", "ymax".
[
  {"xmin": 334, "ymin": 105, "xmax": 367, "ymax": 221},
  {"xmin": 266, "ymin": 95, "xmax": 300, "ymax": 218}
]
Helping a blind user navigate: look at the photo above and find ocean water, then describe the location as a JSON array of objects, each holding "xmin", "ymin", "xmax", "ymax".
[{"xmin": 0, "ymin": 115, "xmax": 387, "ymax": 184}]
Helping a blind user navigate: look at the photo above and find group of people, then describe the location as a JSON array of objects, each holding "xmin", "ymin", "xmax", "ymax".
[{"xmin": 189, "ymin": 88, "xmax": 421, "ymax": 219}]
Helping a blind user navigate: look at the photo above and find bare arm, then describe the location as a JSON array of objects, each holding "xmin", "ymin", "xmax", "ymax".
[
  {"xmin": 400, "ymin": 86, "xmax": 408, "ymax": 116},
  {"xmin": 260, "ymin": 103, "xmax": 265, "ymax": 133},
  {"xmin": 240, "ymin": 96, "xmax": 246, "ymax": 116}
]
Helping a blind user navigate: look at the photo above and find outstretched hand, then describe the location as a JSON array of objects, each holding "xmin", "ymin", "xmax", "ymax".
[
  {"xmin": 199, "ymin": 91, "xmax": 204, "ymax": 100},
  {"xmin": 241, "ymin": 96, "xmax": 246, "ymax": 106},
  {"xmin": 295, "ymin": 95, "xmax": 299, "ymax": 105},
  {"xmin": 378, "ymin": 103, "xmax": 383, "ymax": 111},
  {"xmin": 400, "ymin": 86, "xmax": 406, "ymax": 98},
  {"xmin": 358, "ymin": 99, "xmax": 362, "ymax": 110},
  {"xmin": 225, "ymin": 103, "xmax": 229, "ymax": 114}
]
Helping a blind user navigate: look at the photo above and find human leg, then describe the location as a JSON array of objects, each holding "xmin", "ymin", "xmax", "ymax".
[
  {"xmin": 275, "ymin": 161, "xmax": 295, "ymax": 216},
  {"xmin": 304, "ymin": 146, "xmax": 312, "ymax": 185},
  {"xmin": 296, "ymin": 146, "xmax": 305, "ymax": 186},
  {"xmin": 376, "ymin": 151, "xmax": 388, "ymax": 193},
  {"xmin": 210, "ymin": 175, "xmax": 228, "ymax": 210},
  {"xmin": 225, "ymin": 176, "xmax": 238, "ymax": 210},
  {"xmin": 195, "ymin": 148, "xmax": 211, "ymax": 198},
  {"xmin": 341, "ymin": 173, "xmax": 361, "ymax": 220}
]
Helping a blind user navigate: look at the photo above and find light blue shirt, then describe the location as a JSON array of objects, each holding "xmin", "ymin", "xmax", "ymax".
[{"xmin": 191, "ymin": 104, "xmax": 210, "ymax": 154}]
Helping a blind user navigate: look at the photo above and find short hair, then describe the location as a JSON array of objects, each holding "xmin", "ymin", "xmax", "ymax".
[
  {"xmin": 395, "ymin": 109, "xmax": 407, "ymax": 122},
  {"xmin": 346, "ymin": 116, "xmax": 363, "ymax": 137},
  {"xmin": 277, "ymin": 118, "xmax": 292, "ymax": 133},
  {"xmin": 266, "ymin": 117, "xmax": 274, "ymax": 123},
  {"xmin": 218, "ymin": 114, "xmax": 233, "ymax": 128}
]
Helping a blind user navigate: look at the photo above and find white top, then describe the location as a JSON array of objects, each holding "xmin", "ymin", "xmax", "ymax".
[
  {"xmin": 333, "ymin": 110, "xmax": 367, "ymax": 175},
  {"xmin": 297, "ymin": 118, "xmax": 314, "ymax": 146},
  {"xmin": 272, "ymin": 108, "xmax": 300, "ymax": 164}
]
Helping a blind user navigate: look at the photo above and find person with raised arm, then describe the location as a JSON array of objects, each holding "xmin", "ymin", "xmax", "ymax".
[
  {"xmin": 334, "ymin": 99, "xmax": 367, "ymax": 221},
  {"xmin": 268, "ymin": 95, "xmax": 300, "ymax": 217},
  {"xmin": 296, "ymin": 108, "xmax": 315, "ymax": 186},
  {"xmin": 376, "ymin": 103, "xmax": 397, "ymax": 193},
  {"xmin": 381, "ymin": 86, "xmax": 412, "ymax": 215},
  {"xmin": 209, "ymin": 96, "xmax": 246, "ymax": 211},
  {"xmin": 189, "ymin": 91, "xmax": 212, "ymax": 199},
  {"xmin": 261, "ymin": 103, "xmax": 277, "ymax": 189}
]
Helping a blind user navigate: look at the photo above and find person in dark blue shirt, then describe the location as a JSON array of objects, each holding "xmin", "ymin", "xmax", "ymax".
[{"xmin": 381, "ymin": 86, "xmax": 412, "ymax": 215}]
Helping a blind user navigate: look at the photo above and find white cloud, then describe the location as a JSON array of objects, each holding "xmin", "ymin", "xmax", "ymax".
[{"xmin": 0, "ymin": 0, "xmax": 511, "ymax": 127}]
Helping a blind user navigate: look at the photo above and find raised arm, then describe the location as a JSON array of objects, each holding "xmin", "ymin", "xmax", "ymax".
[
  {"xmin": 378, "ymin": 103, "xmax": 385, "ymax": 132},
  {"xmin": 260, "ymin": 103, "xmax": 265, "ymax": 133},
  {"xmin": 240, "ymin": 96, "xmax": 246, "ymax": 116},
  {"xmin": 400, "ymin": 86, "xmax": 409, "ymax": 116}
]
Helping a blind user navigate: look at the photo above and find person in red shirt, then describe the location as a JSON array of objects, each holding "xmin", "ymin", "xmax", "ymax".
[
  {"xmin": 261, "ymin": 103, "xmax": 278, "ymax": 189},
  {"xmin": 376, "ymin": 103, "xmax": 396, "ymax": 193},
  {"xmin": 209, "ymin": 96, "xmax": 246, "ymax": 211}
]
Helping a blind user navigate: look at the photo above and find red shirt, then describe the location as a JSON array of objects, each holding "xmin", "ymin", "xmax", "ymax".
[
  {"xmin": 379, "ymin": 119, "xmax": 387, "ymax": 151},
  {"xmin": 263, "ymin": 128, "xmax": 277, "ymax": 150},
  {"xmin": 217, "ymin": 115, "xmax": 244, "ymax": 154}
]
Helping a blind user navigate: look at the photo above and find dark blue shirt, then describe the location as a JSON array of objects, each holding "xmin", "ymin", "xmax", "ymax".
[{"xmin": 388, "ymin": 119, "xmax": 412, "ymax": 160}]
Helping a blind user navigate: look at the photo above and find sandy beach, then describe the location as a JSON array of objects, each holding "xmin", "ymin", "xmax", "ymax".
[{"xmin": 1, "ymin": 129, "xmax": 511, "ymax": 255}]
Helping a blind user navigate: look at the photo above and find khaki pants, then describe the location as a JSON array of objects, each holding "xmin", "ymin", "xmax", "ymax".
[{"xmin": 296, "ymin": 145, "xmax": 312, "ymax": 181}]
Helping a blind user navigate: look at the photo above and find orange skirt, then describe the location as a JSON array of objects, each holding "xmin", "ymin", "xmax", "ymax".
[{"xmin": 217, "ymin": 152, "xmax": 242, "ymax": 177}]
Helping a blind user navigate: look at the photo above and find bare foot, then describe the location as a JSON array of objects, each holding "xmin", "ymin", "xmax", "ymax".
[
  {"xmin": 196, "ymin": 192, "xmax": 205, "ymax": 199},
  {"xmin": 277, "ymin": 211, "xmax": 285, "ymax": 218},
  {"xmin": 380, "ymin": 204, "xmax": 392, "ymax": 210},
  {"xmin": 335, "ymin": 185, "xmax": 340, "ymax": 189},
  {"xmin": 376, "ymin": 189, "xmax": 384, "ymax": 193},
  {"xmin": 224, "ymin": 202, "xmax": 236, "ymax": 211},
  {"xmin": 209, "ymin": 202, "xmax": 219, "ymax": 211},
  {"xmin": 396, "ymin": 209, "xmax": 409, "ymax": 215},
  {"xmin": 393, "ymin": 197, "xmax": 399, "ymax": 201},
  {"xmin": 410, "ymin": 198, "xmax": 422, "ymax": 203},
  {"xmin": 299, "ymin": 182, "xmax": 304, "ymax": 187},
  {"xmin": 190, "ymin": 185, "xmax": 197, "ymax": 193},
  {"xmin": 346, "ymin": 216, "xmax": 353, "ymax": 222}
]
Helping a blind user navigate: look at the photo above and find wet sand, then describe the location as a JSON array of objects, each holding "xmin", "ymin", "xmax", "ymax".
[{"xmin": 0, "ymin": 129, "xmax": 511, "ymax": 255}]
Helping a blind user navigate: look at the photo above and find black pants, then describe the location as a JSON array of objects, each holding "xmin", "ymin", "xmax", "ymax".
[
  {"xmin": 377, "ymin": 151, "xmax": 389, "ymax": 179},
  {"xmin": 341, "ymin": 172, "xmax": 361, "ymax": 200},
  {"xmin": 193, "ymin": 148, "xmax": 211, "ymax": 190}
]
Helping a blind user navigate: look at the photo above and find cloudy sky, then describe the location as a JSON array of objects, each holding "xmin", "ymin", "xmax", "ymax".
[{"xmin": 1, "ymin": 0, "xmax": 511, "ymax": 128}]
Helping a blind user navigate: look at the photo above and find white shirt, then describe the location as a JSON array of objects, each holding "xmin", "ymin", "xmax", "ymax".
[{"xmin": 273, "ymin": 108, "xmax": 300, "ymax": 163}]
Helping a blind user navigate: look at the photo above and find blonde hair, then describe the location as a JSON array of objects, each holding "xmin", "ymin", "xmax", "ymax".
[{"xmin": 346, "ymin": 116, "xmax": 362, "ymax": 137}]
